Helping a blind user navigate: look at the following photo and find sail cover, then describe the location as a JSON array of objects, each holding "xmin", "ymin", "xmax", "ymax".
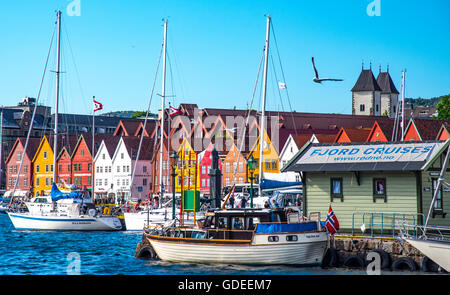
[
  {"xmin": 260, "ymin": 178, "xmax": 302, "ymax": 190},
  {"xmin": 51, "ymin": 183, "xmax": 83, "ymax": 202}
]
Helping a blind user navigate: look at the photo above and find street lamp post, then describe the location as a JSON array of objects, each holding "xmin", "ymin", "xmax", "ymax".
[
  {"xmin": 248, "ymin": 155, "xmax": 257, "ymax": 208},
  {"xmin": 170, "ymin": 151, "xmax": 179, "ymax": 220}
]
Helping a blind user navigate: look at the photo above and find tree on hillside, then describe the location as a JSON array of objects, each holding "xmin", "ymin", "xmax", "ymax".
[
  {"xmin": 436, "ymin": 95, "xmax": 450, "ymax": 120},
  {"xmin": 131, "ymin": 111, "xmax": 146, "ymax": 118}
]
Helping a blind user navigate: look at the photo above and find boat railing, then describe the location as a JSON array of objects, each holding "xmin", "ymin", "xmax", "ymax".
[
  {"xmin": 351, "ymin": 211, "xmax": 425, "ymax": 238},
  {"xmin": 399, "ymin": 223, "xmax": 450, "ymax": 241},
  {"xmin": 145, "ymin": 224, "xmax": 255, "ymax": 241}
]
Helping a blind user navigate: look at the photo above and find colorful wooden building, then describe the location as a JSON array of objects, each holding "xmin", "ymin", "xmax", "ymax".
[
  {"xmin": 32, "ymin": 136, "xmax": 55, "ymax": 197},
  {"xmin": 4, "ymin": 137, "xmax": 41, "ymax": 198},
  {"xmin": 198, "ymin": 144, "xmax": 223, "ymax": 195}
]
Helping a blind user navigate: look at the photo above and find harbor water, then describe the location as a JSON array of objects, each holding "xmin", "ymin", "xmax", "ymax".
[{"xmin": 0, "ymin": 214, "xmax": 409, "ymax": 275}]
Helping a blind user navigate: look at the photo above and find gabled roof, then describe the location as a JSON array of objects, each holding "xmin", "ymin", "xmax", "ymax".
[
  {"xmin": 334, "ymin": 127, "xmax": 371, "ymax": 143},
  {"xmin": 113, "ymin": 120, "xmax": 142, "ymax": 137},
  {"xmin": 351, "ymin": 69, "xmax": 382, "ymax": 92},
  {"xmin": 367, "ymin": 120, "xmax": 395, "ymax": 142},
  {"xmin": 376, "ymin": 72, "xmax": 399, "ymax": 94},
  {"xmin": 134, "ymin": 121, "xmax": 157, "ymax": 137},
  {"xmin": 5, "ymin": 137, "xmax": 41, "ymax": 164},
  {"xmin": 406, "ymin": 118, "xmax": 450, "ymax": 141}
]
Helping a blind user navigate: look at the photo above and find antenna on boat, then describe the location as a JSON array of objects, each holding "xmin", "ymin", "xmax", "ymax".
[
  {"xmin": 53, "ymin": 10, "xmax": 62, "ymax": 185},
  {"xmin": 258, "ymin": 15, "xmax": 271, "ymax": 197}
]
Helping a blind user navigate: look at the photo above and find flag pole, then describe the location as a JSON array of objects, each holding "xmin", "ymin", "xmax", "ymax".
[{"xmin": 92, "ymin": 96, "xmax": 95, "ymax": 198}]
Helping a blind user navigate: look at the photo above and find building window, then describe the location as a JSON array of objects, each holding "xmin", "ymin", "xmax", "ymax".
[
  {"xmin": 432, "ymin": 178, "xmax": 445, "ymax": 217},
  {"xmin": 17, "ymin": 152, "xmax": 21, "ymax": 161},
  {"xmin": 44, "ymin": 151, "xmax": 47, "ymax": 159},
  {"xmin": 24, "ymin": 165, "xmax": 28, "ymax": 173},
  {"xmin": 376, "ymin": 105, "xmax": 379, "ymax": 112},
  {"xmin": 373, "ymin": 178, "xmax": 387, "ymax": 202},
  {"xmin": 102, "ymin": 154, "xmax": 105, "ymax": 160},
  {"xmin": 88, "ymin": 163, "xmax": 91, "ymax": 172},
  {"xmin": 143, "ymin": 178, "xmax": 147, "ymax": 186},
  {"xmin": 81, "ymin": 149, "xmax": 84, "ymax": 156},
  {"xmin": 121, "ymin": 153, "xmax": 124, "ymax": 159},
  {"xmin": 239, "ymin": 162, "xmax": 243, "ymax": 172},
  {"xmin": 226, "ymin": 162, "xmax": 230, "ymax": 173},
  {"xmin": 143, "ymin": 166, "xmax": 147, "ymax": 173},
  {"xmin": 51, "ymin": 165, "xmax": 53, "ymax": 172},
  {"xmin": 330, "ymin": 178, "xmax": 343, "ymax": 201},
  {"xmin": 271, "ymin": 160, "xmax": 277, "ymax": 170},
  {"xmin": 73, "ymin": 164, "xmax": 77, "ymax": 172},
  {"xmin": 36, "ymin": 178, "xmax": 40, "ymax": 186},
  {"xmin": 360, "ymin": 104, "xmax": 365, "ymax": 112},
  {"xmin": 45, "ymin": 165, "xmax": 49, "ymax": 173},
  {"xmin": 117, "ymin": 166, "xmax": 120, "ymax": 172},
  {"xmin": 78, "ymin": 164, "xmax": 82, "ymax": 171},
  {"xmin": 202, "ymin": 165, "xmax": 206, "ymax": 175},
  {"xmin": 88, "ymin": 177, "xmax": 91, "ymax": 186},
  {"xmin": 68, "ymin": 164, "xmax": 71, "ymax": 172},
  {"xmin": 265, "ymin": 161, "xmax": 271, "ymax": 170}
]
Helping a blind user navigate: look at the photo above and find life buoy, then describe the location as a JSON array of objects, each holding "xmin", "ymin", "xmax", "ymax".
[
  {"xmin": 421, "ymin": 256, "xmax": 440, "ymax": 273},
  {"xmin": 367, "ymin": 249, "xmax": 391, "ymax": 270},
  {"xmin": 343, "ymin": 255, "xmax": 365, "ymax": 269},
  {"xmin": 321, "ymin": 248, "xmax": 340, "ymax": 268},
  {"xmin": 391, "ymin": 257, "xmax": 417, "ymax": 272},
  {"xmin": 103, "ymin": 207, "xmax": 111, "ymax": 215}
]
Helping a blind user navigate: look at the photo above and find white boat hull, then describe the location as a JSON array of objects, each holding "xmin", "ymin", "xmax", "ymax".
[
  {"xmin": 124, "ymin": 209, "xmax": 203, "ymax": 231},
  {"xmin": 148, "ymin": 231, "xmax": 328, "ymax": 265},
  {"xmin": 404, "ymin": 237, "xmax": 450, "ymax": 272},
  {"xmin": 7, "ymin": 212, "xmax": 122, "ymax": 231},
  {"xmin": 124, "ymin": 210, "xmax": 174, "ymax": 231}
]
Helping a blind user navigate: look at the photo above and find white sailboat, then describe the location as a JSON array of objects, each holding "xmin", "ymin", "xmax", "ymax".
[
  {"xmin": 7, "ymin": 11, "xmax": 122, "ymax": 231},
  {"xmin": 401, "ymin": 140, "xmax": 450, "ymax": 272}
]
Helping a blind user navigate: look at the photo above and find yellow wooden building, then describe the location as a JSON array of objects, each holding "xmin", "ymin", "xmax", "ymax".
[
  {"xmin": 32, "ymin": 136, "xmax": 55, "ymax": 197},
  {"xmin": 247, "ymin": 130, "xmax": 280, "ymax": 182},
  {"xmin": 174, "ymin": 138, "xmax": 200, "ymax": 193}
]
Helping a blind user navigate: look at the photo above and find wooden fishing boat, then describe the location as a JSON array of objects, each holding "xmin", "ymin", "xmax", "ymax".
[{"xmin": 142, "ymin": 207, "xmax": 328, "ymax": 265}]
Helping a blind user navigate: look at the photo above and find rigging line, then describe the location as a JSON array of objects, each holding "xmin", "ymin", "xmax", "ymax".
[
  {"xmin": 166, "ymin": 50, "xmax": 176, "ymax": 106},
  {"xmin": 62, "ymin": 21, "xmax": 90, "ymax": 128},
  {"xmin": 168, "ymin": 33, "xmax": 186, "ymax": 102},
  {"xmin": 270, "ymin": 20, "xmax": 298, "ymax": 136},
  {"xmin": 130, "ymin": 40, "xmax": 164, "ymax": 189},
  {"xmin": 10, "ymin": 19, "xmax": 57, "ymax": 204},
  {"xmin": 270, "ymin": 53, "xmax": 285, "ymax": 112},
  {"xmin": 231, "ymin": 49, "xmax": 265, "ymax": 186}
]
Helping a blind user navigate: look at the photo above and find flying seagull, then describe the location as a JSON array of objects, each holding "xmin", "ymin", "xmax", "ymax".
[{"xmin": 311, "ymin": 57, "xmax": 343, "ymax": 83}]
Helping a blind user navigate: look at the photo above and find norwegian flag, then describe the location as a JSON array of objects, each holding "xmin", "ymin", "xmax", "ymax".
[
  {"xmin": 325, "ymin": 204, "xmax": 340, "ymax": 235},
  {"xmin": 93, "ymin": 98, "xmax": 103, "ymax": 112},
  {"xmin": 169, "ymin": 105, "xmax": 181, "ymax": 117}
]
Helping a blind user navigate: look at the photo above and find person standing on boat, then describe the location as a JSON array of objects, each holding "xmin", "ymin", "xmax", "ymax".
[
  {"xmin": 229, "ymin": 195, "xmax": 235, "ymax": 208},
  {"xmin": 241, "ymin": 196, "xmax": 247, "ymax": 208}
]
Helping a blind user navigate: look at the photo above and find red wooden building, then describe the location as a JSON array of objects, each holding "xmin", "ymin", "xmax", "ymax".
[
  {"xmin": 198, "ymin": 144, "xmax": 223, "ymax": 195},
  {"xmin": 4, "ymin": 137, "xmax": 41, "ymax": 198}
]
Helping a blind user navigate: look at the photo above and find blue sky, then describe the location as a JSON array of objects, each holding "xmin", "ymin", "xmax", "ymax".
[{"xmin": 1, "ymin": 0, "xmax": 449, "ymax": 116}]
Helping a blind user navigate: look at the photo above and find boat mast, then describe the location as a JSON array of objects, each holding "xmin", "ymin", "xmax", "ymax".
[
  {"xmin": 53, "ymin": 10, "xmax": 62, "ymax": 184},
  {"xmin": 159, "ymin": 19, "xmax": 168, "ymax": 197},
  {"xmin": 400, "ymin": 70, "xmax": 406, "ymax": 141},
  {"xmin": 258, "ymin": 15, "xmax": 270, "ymax": 196}
]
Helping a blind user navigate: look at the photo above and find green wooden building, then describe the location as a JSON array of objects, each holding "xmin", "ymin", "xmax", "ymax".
[{"xmin": 282, "ymin": 140, "xmax": 450, "ymax": 233}]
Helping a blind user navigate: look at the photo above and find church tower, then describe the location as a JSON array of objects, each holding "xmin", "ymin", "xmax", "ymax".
[
  {"xmin": 376, "ymin": 66, "xmax": 399, "ymax": 118},
  {"xmin": 351, "ymin": 65, "xmax": 382, "ymax": 116}
]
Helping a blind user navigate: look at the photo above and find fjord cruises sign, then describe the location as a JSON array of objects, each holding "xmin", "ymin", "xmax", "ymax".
[{"xmin": 299, "ymin": 142, "xmax": 445, "ymax": 164}]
